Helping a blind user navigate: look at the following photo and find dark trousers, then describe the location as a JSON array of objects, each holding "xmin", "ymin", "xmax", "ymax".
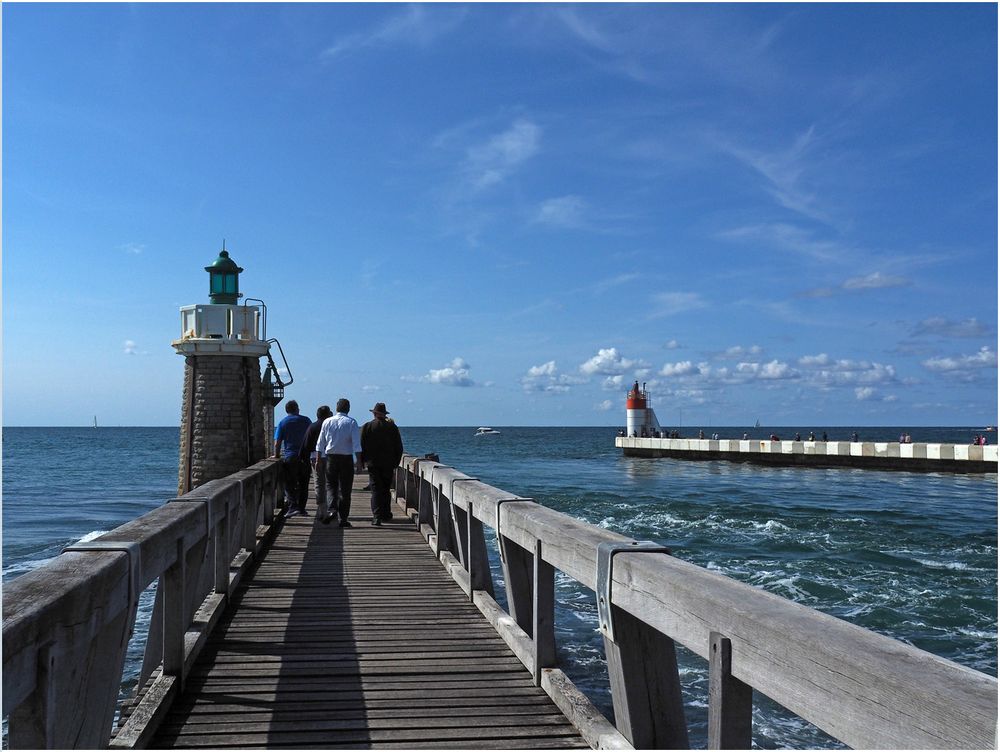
[
  {"xmin": 325, "ymin": 454, "xmax": 355, "ymax": 522},
  {"xmin": 281, "ymin": 457, "xmax": 310, "ymax": 512},
  {"xmin": 369, "ymin": 465, "xmax": 394, "ymax": 520}
]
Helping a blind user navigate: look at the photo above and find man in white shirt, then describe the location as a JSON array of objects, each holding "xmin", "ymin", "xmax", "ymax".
[{"xmin": 315, "ymin": 398, "xmax": 363, "ymax": 527}]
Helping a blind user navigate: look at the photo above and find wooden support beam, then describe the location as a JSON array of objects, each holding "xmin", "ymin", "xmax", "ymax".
[
  {"xmin": 604, "ymin": 605, "xmax": 689, "ymax": 749},
  {"xmin": 708, "ymin": 632, "xmax": 752, "ymax": 750}
]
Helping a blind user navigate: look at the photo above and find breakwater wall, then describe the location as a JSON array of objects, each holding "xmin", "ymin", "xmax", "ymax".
[{"xmin": 617, "ymin": 437, "xmax": 998, "ymax": 473}]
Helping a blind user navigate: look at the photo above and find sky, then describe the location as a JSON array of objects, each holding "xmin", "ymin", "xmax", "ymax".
[{"xmin": 3, "ymin": 3, "xmax": 997, "ymax": 428}]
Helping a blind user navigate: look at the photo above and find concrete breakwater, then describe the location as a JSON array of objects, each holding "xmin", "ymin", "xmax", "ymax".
[{"xmin": 617, "ymin": 436, "xmax": 999, "ymax": 473}]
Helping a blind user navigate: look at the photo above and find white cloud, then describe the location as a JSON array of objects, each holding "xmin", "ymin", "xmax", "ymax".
[
  {"xmin": 124, "ymin": 340, "xmax": 138, "ymax": 355},
  {"xmin": 736, "ymin": 360, "xmax": 797, "ymax": 380},
  {"xmin": 580, "ymin": 347, "xmax": 647, "ymax": 376},
  {"xmin": 361, "ymin": 385, "xmax": 380, "ymax": 393},
  {"xmin": 521, "ymin": 360, "xmax": 582, "ymax": 393},
  {"xmin": 465, "ymin": 119, "xmax": 541, "ymax": 189},
  {"xmin": 855, "ymin": 386, "xmax": 875, "ymax": 401},
  {"xmin": 535, "ymin": 195, "xmax": 586, "ymax": 228},
  {"xmin": 591, "ymin": 273, "xmax": 641, "ymax": 295},
  {"xmin": 423, "ymin": 357, "xmax": 475, "ymax": 387},
  {"xmin": 923, "ymin": 346, "xmax": 998, "ymax": 373},
  {"xmin": 798, "ymin": 353, "xmax": 830, "ymax": 366},
  {"xmin": 596, "ymin": 399, "xmax": 615, "ymax": 411},
  {"xmin": 121, "ymin": 243, "xmax": 144, "ymax": 255},
  {"xmin": 724, "ymin": 345, "xmax": 762, "ymax": 359},
  {"xmin": 660, "ymin": 360, "xmax": 697, "ymax": 377},
  {"xmin": 648, "ymin": 292, "xmax": 707, "ymax": 318},
  {"xmin": 602, "ymin": 375, "xmax": 625, "ymax": 390},
  {"xmin": 664, "ymin": 339, "xmax": 680, "ymax": 350}
]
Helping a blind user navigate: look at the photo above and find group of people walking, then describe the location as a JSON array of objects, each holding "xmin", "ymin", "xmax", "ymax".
[{"xmin": 273, "ymin": 398, "xmax": 404, "ymax": 528}]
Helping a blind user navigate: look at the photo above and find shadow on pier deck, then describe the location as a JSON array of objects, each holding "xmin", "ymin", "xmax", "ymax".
[{"xmin": 142, "ymin": 477, "xmax": 586, "ymax": 749}]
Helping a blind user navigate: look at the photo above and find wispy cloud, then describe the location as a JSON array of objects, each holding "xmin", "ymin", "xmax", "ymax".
[
  {"xmin": 595, "ymin": 399, "xmax": 615, "ymax": 411},
  {"xmin": 464, "ymin": 118, "xmax": 541, "ymax": 190},
  {"xmin": 124, "ymin": 340, "xmax": 138, "ymax": 355},
  {"xmin": 534, "ymin": 195, "xmax": 587, "ymax": 228},
  {"xmin": 801, "ymin": 271, "xmax": 911, "ymax": 298},
  {"xmin": 121, "ymin": 243, "xmax": 145, "ymax": 255},
  {"xmin": 718, "ymin": 223, "xmax": 844, "ymax": 263},
  {"xmin": 842, "ymin": 272, "xmax": 909, "ymax": 291},
  {"xmin": 913, "ymin": 317, "xmax": 993, "ymax": 339},
  {"xmin": 648, "ymin": 292, "xmax": 707, "ymax": 318},
  {"xmin": 715, "ymin": 126, "xmax": 830, "ymax": 223},
  {"xmin": 320, "ymin": 5, "xmax": 465, "ymax": 60}
]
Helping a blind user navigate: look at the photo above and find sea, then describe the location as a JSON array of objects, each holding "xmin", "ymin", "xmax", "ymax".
[{"xmin": 2, "ymin": 426, "xmax": 997, "ymax": 748}]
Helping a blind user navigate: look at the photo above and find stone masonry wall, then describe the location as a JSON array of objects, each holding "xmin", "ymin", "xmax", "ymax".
[{"xmin": 177, "ymin": 354, "xmax": 267, "ymax": 494}]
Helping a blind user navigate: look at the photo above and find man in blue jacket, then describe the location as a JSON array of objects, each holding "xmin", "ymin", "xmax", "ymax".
[{"xmin": 273, "ymin": 400, "xmax": 313, "ymax": 518}]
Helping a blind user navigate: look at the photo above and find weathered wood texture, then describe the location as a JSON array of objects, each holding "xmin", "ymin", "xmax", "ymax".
[
  {"xmin": 402, "ymin": 454, "xmax": 998, "ymax": 750},
  {"xmin": 143, "ymin": 474, "xmax": 588, "ymax": 750},
  {"xmin": 3, "ymin": 460, "xmax": 282, "ymax": 749}
]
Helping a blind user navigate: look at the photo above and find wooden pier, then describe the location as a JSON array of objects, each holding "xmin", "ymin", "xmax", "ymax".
[
  {"xmin": 135, "ymin": 475, "xmax": 587, "ymax": 749},
  {"xmin": 3, "ymin": 455, "xmax": 997, "ymax": 749}
]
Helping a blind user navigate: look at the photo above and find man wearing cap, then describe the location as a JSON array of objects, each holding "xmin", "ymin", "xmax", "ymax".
[
  {"xmin": 361, "ymin": 402, "xmax": 404, "ymax": 526},
  {"xmin": 316, "ymin": 398, "xmax": 363, "ymax": 528}
]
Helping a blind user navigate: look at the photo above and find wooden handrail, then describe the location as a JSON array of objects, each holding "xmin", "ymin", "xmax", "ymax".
[
  {"xmin": 2, "ymin": 459, "xmax": 282, "ymax": 749},
  {"xmin": 399, "ymin": 453, "xmax": 998, "ymax": 750}
]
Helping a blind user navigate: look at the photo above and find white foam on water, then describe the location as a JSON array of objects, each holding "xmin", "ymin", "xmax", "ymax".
[
  {"xmin": 3, "ymin": 557, "xmax": 55, "ymax": 578},
  {"xmin": 79, "ymin": 529, "xmax": 109, "ymax": 543},
  {"xmin": 914, "ymin": 558, "xmax": 971, "ymax": 571}
]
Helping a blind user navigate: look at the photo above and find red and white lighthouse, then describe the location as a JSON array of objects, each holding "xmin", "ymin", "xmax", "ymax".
[{"xmin": 626, "ymin": 381, "xmax": 661, "ymax": 437}]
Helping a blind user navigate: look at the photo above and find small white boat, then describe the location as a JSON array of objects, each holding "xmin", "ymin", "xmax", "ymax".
[{"xmin": 475, "ymin": 427, "xmax": 501, "ymax": 436}]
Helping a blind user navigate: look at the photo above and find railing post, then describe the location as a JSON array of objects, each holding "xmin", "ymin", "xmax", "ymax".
[
  {"xmin": 8, "ymin": 643, "xmax": 57, "ymax": 748},
  {"xmin": 533, "ymin": 539, "xmax": 556, "ymax": 685},
  {"xmin": 162, "ymin": 538, "xmax": 186, "ymax": 683},
  {"xmin": 603, "ymin": 606, "xmax": 689, "ymax": 748},
  {"xmin": 708, "ymin": 632, "xmax": 753, "ymax": 749}
]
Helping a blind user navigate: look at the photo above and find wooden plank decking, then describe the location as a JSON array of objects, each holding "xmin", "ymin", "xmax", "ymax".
[{"xmin": 147, "ymin": 476, "xmax": 589, "ymax": 749}]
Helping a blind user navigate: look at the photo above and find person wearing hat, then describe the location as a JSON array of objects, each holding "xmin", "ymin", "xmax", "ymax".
[{"xmin": 360, "ymin": 402, "xmax": 404, "ymax": 526}]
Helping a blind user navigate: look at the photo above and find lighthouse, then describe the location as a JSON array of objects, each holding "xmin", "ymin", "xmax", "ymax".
[
  {"xmin": 626, "ymin": 381, "xmax": 661, "ymax": 438},
  {"xmin": 172, "ymin": 246, "xmax": 285, "ymax": 494}
]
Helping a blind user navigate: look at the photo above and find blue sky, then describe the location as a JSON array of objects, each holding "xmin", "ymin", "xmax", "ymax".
[{"xmin": 3, "ymin": 3, "xmax": 997, "ymax": 427}]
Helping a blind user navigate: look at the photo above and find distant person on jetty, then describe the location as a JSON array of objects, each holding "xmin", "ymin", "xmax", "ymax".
[
  {"xmin": 302, "ymin": 405, "xmax": 333, "ymax": 518},
  {"xmin": 273, "ymin": 400, "xmax": 312, "ymax": 518},
  {"xmin": 317, "ymin": 398, "xmax": 362, "ymax": 528},
  {"xmin": 361, "ymin": 402, "xmax": 404, "ymax": 527}
]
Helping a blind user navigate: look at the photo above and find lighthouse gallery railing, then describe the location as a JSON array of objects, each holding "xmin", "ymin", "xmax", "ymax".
[{"xmin": 397, "ymin": 454, "xmax": 997, "ymax": 750}]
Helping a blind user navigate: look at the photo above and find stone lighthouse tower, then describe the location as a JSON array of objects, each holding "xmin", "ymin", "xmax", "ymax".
[{"xmin": 172, "ymin": 246, "xmax": 277, "ymax": 494}]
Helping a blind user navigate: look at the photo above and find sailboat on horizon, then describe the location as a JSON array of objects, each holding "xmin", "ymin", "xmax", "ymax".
[
  {"xmin": 754, "ymin": 418, "xmax": 760, "ymax": 428},
  {"xmin": 93, "ymin": 416, "xmax": 98, "ymax": 429}
]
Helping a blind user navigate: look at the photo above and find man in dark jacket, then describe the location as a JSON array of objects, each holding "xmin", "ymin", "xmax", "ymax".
[{"xmin": 360, "ymin": 402, "xmax": 404, "ymax": 526}]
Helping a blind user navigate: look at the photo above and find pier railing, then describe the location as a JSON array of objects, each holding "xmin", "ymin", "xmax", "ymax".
[
  {"xmin": 397, "ymin": 453, "xmax": 998, "ymax": 749},
  {"xmin": 2, "ymin": 459, "xmax": 283, "ymax": 749}
]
